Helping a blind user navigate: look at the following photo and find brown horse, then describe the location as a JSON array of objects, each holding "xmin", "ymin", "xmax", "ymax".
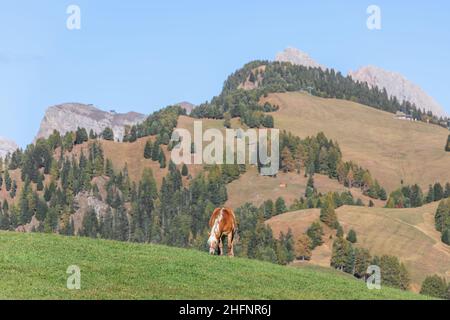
[{"xmin": 207, "ymin": 207, "xmax": 237, "ymax": 256}]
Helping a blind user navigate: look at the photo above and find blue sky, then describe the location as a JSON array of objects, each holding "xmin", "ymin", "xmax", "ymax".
[{"xmin": 0, "ymin": 0, "xmax": 449, "ymax": 147}]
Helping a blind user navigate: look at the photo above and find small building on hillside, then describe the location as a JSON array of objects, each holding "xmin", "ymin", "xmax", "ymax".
[{"xmin": 394, "ymin": 111, "xmax": 413, "ymax": 121}]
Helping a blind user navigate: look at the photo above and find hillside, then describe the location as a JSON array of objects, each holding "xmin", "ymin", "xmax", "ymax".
[
  {"xmin": 0, "ymin": 231, "xmax": 428, "ymax": 299},
  {"xmin": 267, "ymin": 202, "xmax": 450, "ymax": 291},
  {"xmin": 226, "ymin": 167, "xmax": 385, "ymax": 209},
  {"xmin": 262, "ymin": 92, "xmax": 450, "ymax": 192}
]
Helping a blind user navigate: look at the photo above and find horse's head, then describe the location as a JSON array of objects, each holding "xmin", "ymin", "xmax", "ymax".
[{"xmin": 207, "ymin": 232, "xmax": 218, "ymax": 255}]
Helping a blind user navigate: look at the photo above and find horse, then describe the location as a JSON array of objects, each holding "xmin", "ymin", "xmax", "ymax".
[{"xmin": 207, "ymin": 207, "xmax": 237, "ymax": 256}]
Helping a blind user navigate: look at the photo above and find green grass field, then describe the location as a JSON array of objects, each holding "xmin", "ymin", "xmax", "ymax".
[{"xmin": 0, "ymin": 231, "xmax": 429, "ymax": 299}]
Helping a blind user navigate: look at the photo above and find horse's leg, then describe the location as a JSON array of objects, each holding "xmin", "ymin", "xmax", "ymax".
[
  {"xmin": 227, "ymin": 232, "xmax": 234, "ymax": 257},
  {"xmin": 218, "ymin": 236, "xmax": 224, "ymax": 256}
]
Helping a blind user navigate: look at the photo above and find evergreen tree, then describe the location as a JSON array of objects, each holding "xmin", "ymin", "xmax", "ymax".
[
  {"xmin": 80, "ymin": 207, "xmax": 99, "ymax": 238},
  {"xmin": 320, "ymin": 194, "xmax": 338, "ymax": 228},
  {"xmin": 181, "ymin": 163, "xmax": 189, "ymax": 176},
  {"xmin": 442, "ymin": 228, "xmax": 450, "ymax": 245},
  {"xmin": 346, "ymin": 229, "xmax": 357, "ymax": 243},
  {"xmin": 420, "ymin": 275, "xmax": 448, "ymax": 299},
  {"xmin": 144, "ymin": 140, "xmax": 153, "ymax": 159},
  {"xmin": 275, "ymin": 197, "xmax": 287, "ymax": 215},
  {"xmin": 113, "ymin": 204, "xmax": 129, "ymax": 241},
  {"xmin": 75, "ymin": 127, "xmax": 89, "ymax": 145},
  {"xmin": 158, "ymin": 148, "xmax": 166, "ymax": 168},
  {"xmin": 306, "ymin": 221, "xmax": 324, "ymax": 249},
  {"xmin": 99, "ymin": 207, "xmax": 114, "ymax": 240},
  {"xmin": 102, "ymin": 127, "xmax": 114, "ymax": 141}
]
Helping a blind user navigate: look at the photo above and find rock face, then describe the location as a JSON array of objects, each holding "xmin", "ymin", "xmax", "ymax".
[
  {"xmin": 0, "ymin": 136, "xmax": 18, "ymax": 158},
  {"xmin": 349, "ymin": 65, "xmax": 447, "ymax": 117},
  {"xmin": 275, "ymin": 47, "xmax": 325, "ymax": 70},
  {"xmin": 175, "ymin": 101, "xmax": 195, "ymax": 115},
  {"xmin": 35, "ymin": 103, "xmax": 146, "ymax": 142}
]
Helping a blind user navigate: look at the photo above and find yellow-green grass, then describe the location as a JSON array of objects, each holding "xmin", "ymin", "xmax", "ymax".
[
  {"xmin": 266, "ymin": 202, "xmax": 450, "ymax": 291},
  {"xmin": 0, "ymin": 231, "xmax": 428, "ymax": 300},
  {"xmin": 263, "ymin": 92, "xmax": 450, "ymax": 192}
]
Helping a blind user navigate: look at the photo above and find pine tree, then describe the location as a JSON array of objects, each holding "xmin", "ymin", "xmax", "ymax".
[
  {"xmin": 4, "ymin": 170, "xmax": 11, "ymax": 191},
  {"xmin": 306, "ymin": 221, "xmax": 324, "ymax": 249},
  {"xmin": 442, "ymin": 228, "xmax": 450, "ymax": 245},
  {"xmin": 80, "ymin": 207, "xmax": 99, "ymax": 238},
  {"xmin": 420, "ymin": 275, "xmax": 448, "ymax": 299},
  {"xmin": 159, "ymin": 148, "xmax": 166, "ymax": 168},
  {"xmin": 275, "ymin": 197, "xmax": 287, "ymax": 215},
  {"xmin": 102, "ymin": 127, "xmax": 114, "ymax": 141},
  {"xmin": 320, "ymin": 194, "xmax": 338, "ymax": 228},
  {"xmin": 113, "ymin": 204, "xmax": 129, "ymax": 241},
  {"xmin": 181, "ymin": 163, "xmax": 188, "ymax": 176},
  {"xmin": 144, "ymin": 140, "xmax": 153, "ymax": 159},
  {"xmin": 346, "ymin": 229, "xmax": 357, "ymax": 243},
  {"xmin": 100, "ymin": 207, "xmax": 114, "ymax": 240},
  {"xmin": 151, "ymin": 142, "xmax": 160, "ymax": 161}
]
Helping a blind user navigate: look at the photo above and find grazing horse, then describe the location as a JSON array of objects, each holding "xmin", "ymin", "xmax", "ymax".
[{"xmin": 207, "ymin": 207, "xmax": 237, "ymax": 256}]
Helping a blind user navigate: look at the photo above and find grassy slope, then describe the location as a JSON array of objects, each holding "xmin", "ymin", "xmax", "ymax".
[
  {"xmin": 263, "ymin": 92, "xmax": 450, "ymax": 192},
  {"xmin": 0, "ymin": 231, "xmax": 426, "ymax": 300},
  {"xmin": 267, "ymin": 202, "xmax": 450, "ymax": 291},
  {"xmin": 226, "ymin": 167, "xmax": 386, "ymax": 209}
]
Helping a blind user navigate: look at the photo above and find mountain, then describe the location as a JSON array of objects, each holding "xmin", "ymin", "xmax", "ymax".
[
  {"xmin": 175, "ymin": 101, "xmax": 195, "ymax": 115},
  {"xmin": 35, "ymin": 103, "xmax": 146, "ymax": 142},
  {"xmin": 275, "ymin": 47, "xmax": 325, "ymax": 70},
  {"xmin": 349, "ymin": 65, "xmax": 447, "ymax": 117},
  {"xmin": 0, "ymin": 136, "xmax": 18, "ymax": 158}
]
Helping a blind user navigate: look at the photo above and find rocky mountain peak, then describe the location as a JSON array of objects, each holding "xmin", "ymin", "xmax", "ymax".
[
  {"xmin": 175, "ymin": 101, "xmax": 195, "ymax": 115},
  {"xmin": 275, "ymin": 47, "xmax": 325, "ymax": 70},
  {"xmin": 0, "ymin": 136, "xmax": 18, "ymax": 158},
  {"xmin": 35, "ymin": 103, "xmax": 146, "ymax": 142},
  {"xmin": 349, "ymin": 65, "xmax": 447, "ymax": 117}
]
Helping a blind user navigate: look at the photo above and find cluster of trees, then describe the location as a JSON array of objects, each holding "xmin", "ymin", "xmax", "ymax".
[
  {"xmin": 420, "ymin": 275, "xmax": 450, "ymax": 299},
  {"xmin": 123, "ymin": 105, "xmax": 185, "ymax": 143},
  {"xmin": 332, "ymin": 239, "xmax": 410, "ymax": 290},
  {"xmin": 233, "ymin": 203, "xmax": 295, "ymax": 265},
  {"xmin": 192, "ymin": 88, "xmax": 275, "ymax": 129},
  {"xmin": 0, "ymin": 166, "xmax": 17, "ymax": 199},
  {"xmin": 0, "ymin": 141, "xmax": 110, "ymax": 233},
  {"xmin": 387, "ymin": 182, "xmax": 450, "ymax": 208},
  {"xmin": 144, "ymin": 139, "xmax": 166, "ymax": 168},
  {"xmin": 435, "ymin": 199, "xmax": 450, "ymax": 245},
  {"xmin": 279, "ymin": 131, "xmax": 385, "ymax": 200}
]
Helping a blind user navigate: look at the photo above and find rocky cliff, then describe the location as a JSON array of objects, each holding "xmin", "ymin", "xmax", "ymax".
[
  {"xmin": 349, "ymin": 65, "xmax": 447, "ymax": 117},
  {"xmin": 35, "ymin": 103, "xmax": 146, "ymax": 142},
  {"xmin": 0, "ymin": 136, "xmax": 18, "ymax": 158},
  {"xmin": 275, "ymin": 47, "xmax": 325, "ymax": 70}
]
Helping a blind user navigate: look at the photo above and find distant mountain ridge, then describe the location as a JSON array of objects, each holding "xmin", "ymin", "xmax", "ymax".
[
  {"xmin": 349, "ymin": 65, "xmax": 447, "ymax": 117},
  {"xmin": 0, "ymin": 136, "xmax": 18, "ymax": 158},
  {"xmin": 275, "ymin": 47, "xmax": 447, "ymax": 117},
  {"xmin": 35, "ymin": 103, "xmax": 146, "ymax": 142}
]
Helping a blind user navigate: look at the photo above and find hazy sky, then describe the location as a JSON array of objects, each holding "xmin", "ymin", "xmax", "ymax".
[{"xmin": 1, "ymin": 0, "xmax": 449, "ymax": 147}]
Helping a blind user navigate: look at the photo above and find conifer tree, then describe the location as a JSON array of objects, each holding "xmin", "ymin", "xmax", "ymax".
[
  {"xmin": 144, "ymin": 140, "xmax": 153, "ymax": 159},
  {"xmin": 346, "ymin": 229, "xmax": 357, "ymax": 243}
]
